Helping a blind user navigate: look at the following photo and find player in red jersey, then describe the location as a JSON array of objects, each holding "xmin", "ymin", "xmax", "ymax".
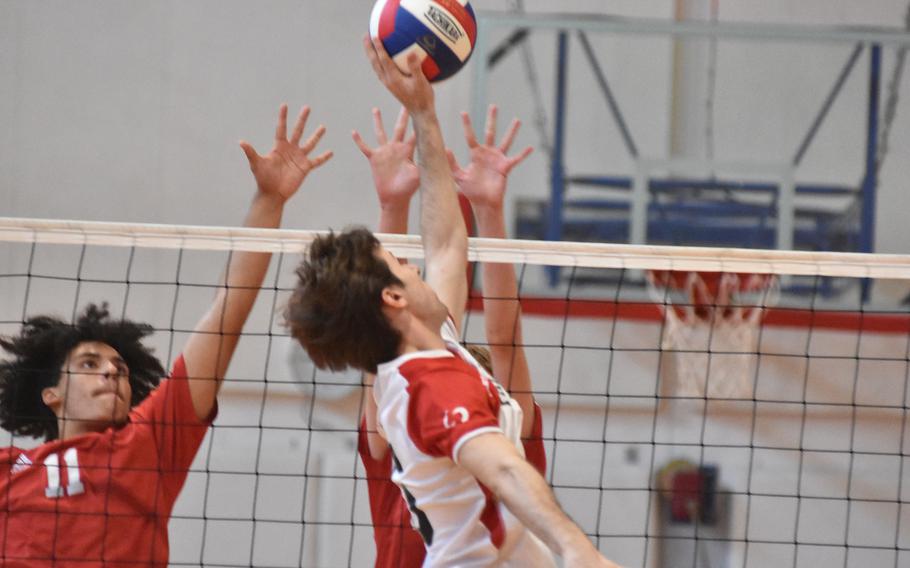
[
  {"xmin": 0, "ymin": 104, "xmax": 332, "ymax": 568},
  {"xmin": 446, "ymin": 103, "xmax": 541, "ymax": 468},
  {"xmin": 352, "ymin": 105, "xmax": 427, "ymax": 567},
  {"xmin": 286, "ymin": 37, "xmax": 620, "ymax": 567},
  {"xmin": 352, "ymin": 104, "xmax": 541, "ymax": 566}
]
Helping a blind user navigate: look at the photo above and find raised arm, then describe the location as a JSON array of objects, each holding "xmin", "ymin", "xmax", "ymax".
[
  {"xmin": 352, "ymin": 107, "xmax": 419, "ymax": 234},
  {"xmin": 450, "ymin": 105, "xmax": 535, "ymax": 437},
  {"xmin": 182, "ymin": 104, "xmax": 333, "ymax": 421},
  {"xmin": 353, "ymin": 106, "xmax": 420, "ymax": 460},
  {"xmin": 363, "ymin": 35, "xmax": 469, "ymax": 328},
  {"xmin": 459, "ymin": 432, "xmax": 621, "ymax": 567}
]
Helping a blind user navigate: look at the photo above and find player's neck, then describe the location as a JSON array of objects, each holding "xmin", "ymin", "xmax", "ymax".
[
  {"xmin": 57, "ymin": 418, "xmax": 108, "ymax": 441},
  {"xmin": 397, "ymin": 318, "xmax": 447, "ymax": 355}
]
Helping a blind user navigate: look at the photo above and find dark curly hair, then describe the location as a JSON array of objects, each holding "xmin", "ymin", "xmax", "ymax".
[
  {"xmin": 286, "ymin": 227, "xmax": 404, "ymax": 374},
  {"xmin": 0, "ymin": 303, "xmax": 164, "ymax": 441}
]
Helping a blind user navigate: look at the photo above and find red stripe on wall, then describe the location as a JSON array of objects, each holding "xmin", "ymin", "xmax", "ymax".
[{"xmin": 466, "ymin": 296, "xmax": 910, "ymax": 334}]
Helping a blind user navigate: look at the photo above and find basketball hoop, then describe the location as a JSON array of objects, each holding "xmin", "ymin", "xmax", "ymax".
[{"xmin": 648, "ymin": 270, "xmax": 778, "ymax": 400}]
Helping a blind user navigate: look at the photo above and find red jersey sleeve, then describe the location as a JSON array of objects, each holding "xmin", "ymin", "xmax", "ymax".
[
  {"xmin": 130, "ymin": 355, "xmax": 216, "ymax": 473},
  {"xmin": 521, "ymin": 403, "xmax": 547, "ymax": 476},
  {"xmin": 357, "ymin": 416, "xmax": 391, "ymax": 481},
  {"xmin": 401, "ymin": 358, "xmax": 502, "ymax": 462}
]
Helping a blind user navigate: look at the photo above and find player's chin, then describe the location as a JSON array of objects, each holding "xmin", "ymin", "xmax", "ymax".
[
  {"xmin": 101, "ymin": 412, "xmax": 130, "ymax": 428},
  {"xmin": 96, "ymin": 397, "xmax": 129, "ymax": 425},
  {"xmin": 112, "ymin": 402, "xmax": 131, "ymax": 424}
]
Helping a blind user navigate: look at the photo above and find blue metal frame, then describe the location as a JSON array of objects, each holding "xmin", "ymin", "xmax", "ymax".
[
  {"xmin": 532, "ymin": 33, "xmax": 885, "ymax": 293},
  {"xmin": 577, "ymin": 31, "xmax": 639, "ymax": 158},
  {"xmin": 545, "ymin": 32, "xmax": 569, "ymax": 286},
  {"xmin": 861, "ymin": 44, "xmax": 882, "ymax": 256},
  {"xmin": 566, "ymin": 176, "xmax": 856, "ymax": 196},
  {"xmin": 793, "ymin": 44, "xmax": 865, "ymax": 167},
  {"xmin": 860, "ymin": 44, "xmax": 882, "ymax": 301}
]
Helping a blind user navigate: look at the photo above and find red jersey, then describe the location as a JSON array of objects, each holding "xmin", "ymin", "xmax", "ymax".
[
  {"xmin": 0, "ymin": 356, "xmax": 214, "ymax": 568},
  {"xmin": 358, "ymin": 416, "xmax": 427, "ymax": 568}
]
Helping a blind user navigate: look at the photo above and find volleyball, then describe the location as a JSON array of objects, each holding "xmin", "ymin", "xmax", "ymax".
[{"xmin": 370, "ymin": 0, "xmax": 477, "ymax": 82}]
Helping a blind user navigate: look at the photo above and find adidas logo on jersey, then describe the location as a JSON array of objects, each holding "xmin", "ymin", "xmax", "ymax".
[{"xmin": 11, "ymin": 454, "xmax": 32, "ymax": 474}]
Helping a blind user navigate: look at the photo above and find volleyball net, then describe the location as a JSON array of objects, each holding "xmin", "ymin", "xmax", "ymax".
[{"xmin": 1, "ymin": 217, "xmax": 909, "ymax": 567}]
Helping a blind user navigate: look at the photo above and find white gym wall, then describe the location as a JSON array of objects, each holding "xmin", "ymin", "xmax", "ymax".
[{"xmin": 1, "ymin": 1, "xmax": 907, "ymax": 250}]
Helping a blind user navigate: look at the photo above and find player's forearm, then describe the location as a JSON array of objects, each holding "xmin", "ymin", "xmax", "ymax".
[
  {"xmin": 471, "ymin": 203, "xmax": 519, "ymax": 345},
  {"xmin": 378, "ymin": 202, "xmax": 410, "ymax": 234},
  {"xmin": 183, "ymin": 192, "xmax": 284, "ymax": 419},
  {"xmin": 212, "ymin": 192, "xmax": 283, "ymax": 334},
  {"xmin": 480, "ymin": 449, "xmax": 596, "ymax": 557},
  {"xmin": 412, "ymin": 110, "xmax": 468, "ymax": 263},
  {"xmin": 471, "ymin": 201, "xmax": 534, "ymax": 420},
  {"xmin": 498, "ymin": 463, "xmax": 599, "ymax": 558},
  {"xmin": 472, "ymin": 203, "xmax": 507, "ymax": 240}
]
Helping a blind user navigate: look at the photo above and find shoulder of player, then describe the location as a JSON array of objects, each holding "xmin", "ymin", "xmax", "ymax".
[
  {"xmin": 398, "ymin": 354, "xmax": 479, "ymax": 385},
  {"xmin": 128, "ymin": 352, "xmax": 190, "ymax": 416},
  {"xmin": 0, "ymin": 445, "xmax": 19, "ymax": 461},
  {"xmin": 0, "ymin": 441, "xmax": 58, "ymax": 468},
  {"xmin": 167, "ymin": 353, "xmax": 188, "ymax": 380}
]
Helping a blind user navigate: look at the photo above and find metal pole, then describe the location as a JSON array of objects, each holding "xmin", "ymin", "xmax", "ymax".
[
  {"xmin": 792, "ymin": 44, "xmax": 864, "ymax": 167},
  {"xmin": 777, "ymin": 168, "xmax": 796, "ymax": 251},
  {"xmin": 630, "ymin": 161, "xmax": 649, "ymax": 245},
  {"xmin": 576, "ymin": 31, "xmax": 639, "ymax": 158},
  {"xmin": 478, "ymin": 12, "xmax": 910, "ymax": 47},
  {"xmin": 486, "ymin": 28, "xmax": 530, "ymax": 69},
  {"xmin": 546, "ymin": 31, "xmax": 569, "ymax": 286},
  {"xmin": 471, "ymin": 17, "xmax": 490, "ymax": 137},
  {"xmin": 861, "ymin": 44, "xmax": 881, "ymax": 255},
  {"xmin": 860, "ymin": 44, "xmax": 882, "ymax": 303}
]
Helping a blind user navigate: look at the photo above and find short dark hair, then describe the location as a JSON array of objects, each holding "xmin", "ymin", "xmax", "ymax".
[
  {"xmin": 0, "ymin": 303, "xmax": 164, "ymax": 441},
  {"xmin": 286, "ymin": 227, "xmax": 403, "ymax": 374},
  {"xmin": 465, "ymin": 344, "xmax": 492, "ymax": 375}
]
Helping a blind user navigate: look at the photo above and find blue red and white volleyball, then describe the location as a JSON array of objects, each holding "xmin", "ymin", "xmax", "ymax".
[{"xmin": 370, "ymin": 0, "xmax": 477, "ymax": 83}]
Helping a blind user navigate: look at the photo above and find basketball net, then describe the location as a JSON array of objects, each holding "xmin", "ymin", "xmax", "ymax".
[{"xmin": 648, "ymin": 271, "xmax": 778, "ymax": 400}]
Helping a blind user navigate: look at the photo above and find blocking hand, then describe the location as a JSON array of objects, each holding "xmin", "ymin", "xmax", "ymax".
[
  {"xmin": 447, "ymin": 104, "xmax": 533, "ymax": 209},
  {"xmin": 239, "ymin": 104, "xmax": 333, "ymax": 202},
  {"xmin": 353, "ymin": 107, "xmax": 419, "ymax": 207}
]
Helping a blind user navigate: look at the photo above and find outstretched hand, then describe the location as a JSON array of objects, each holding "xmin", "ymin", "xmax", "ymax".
[
  {"xmin": 239, "ymin": 104, "xmax": 333, "ymax": 202},
  {"xmin": 448, "ymin": 104, "xmax": 533, "ymax": 209},
  {"xmin": 363, "ymin": 35, "xmax": 434, "ymax": 115},
  {"xmin": 353, "ymin": 107, "xmax": 419, "ymax": 207}
]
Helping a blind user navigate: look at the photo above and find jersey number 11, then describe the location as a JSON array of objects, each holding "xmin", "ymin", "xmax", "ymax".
[{"xmin": 44, "ymin": 448, "xmax": 85, "ymax": 499}]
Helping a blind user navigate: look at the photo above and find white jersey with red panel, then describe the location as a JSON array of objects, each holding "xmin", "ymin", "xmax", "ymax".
[{"xmin": 373, "ymin": 319, "xmax": 555, "ymax": 567}]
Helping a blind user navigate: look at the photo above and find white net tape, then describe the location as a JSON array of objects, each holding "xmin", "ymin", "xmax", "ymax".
[{"xmin": 3, "ymin": 216, "xmax": 910, "ymax": 278}]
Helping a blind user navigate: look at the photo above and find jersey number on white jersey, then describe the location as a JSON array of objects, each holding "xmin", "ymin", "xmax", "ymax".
[{"xmin": 44, "ymin": 448, "xmax": 85, "ymax": 499}]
